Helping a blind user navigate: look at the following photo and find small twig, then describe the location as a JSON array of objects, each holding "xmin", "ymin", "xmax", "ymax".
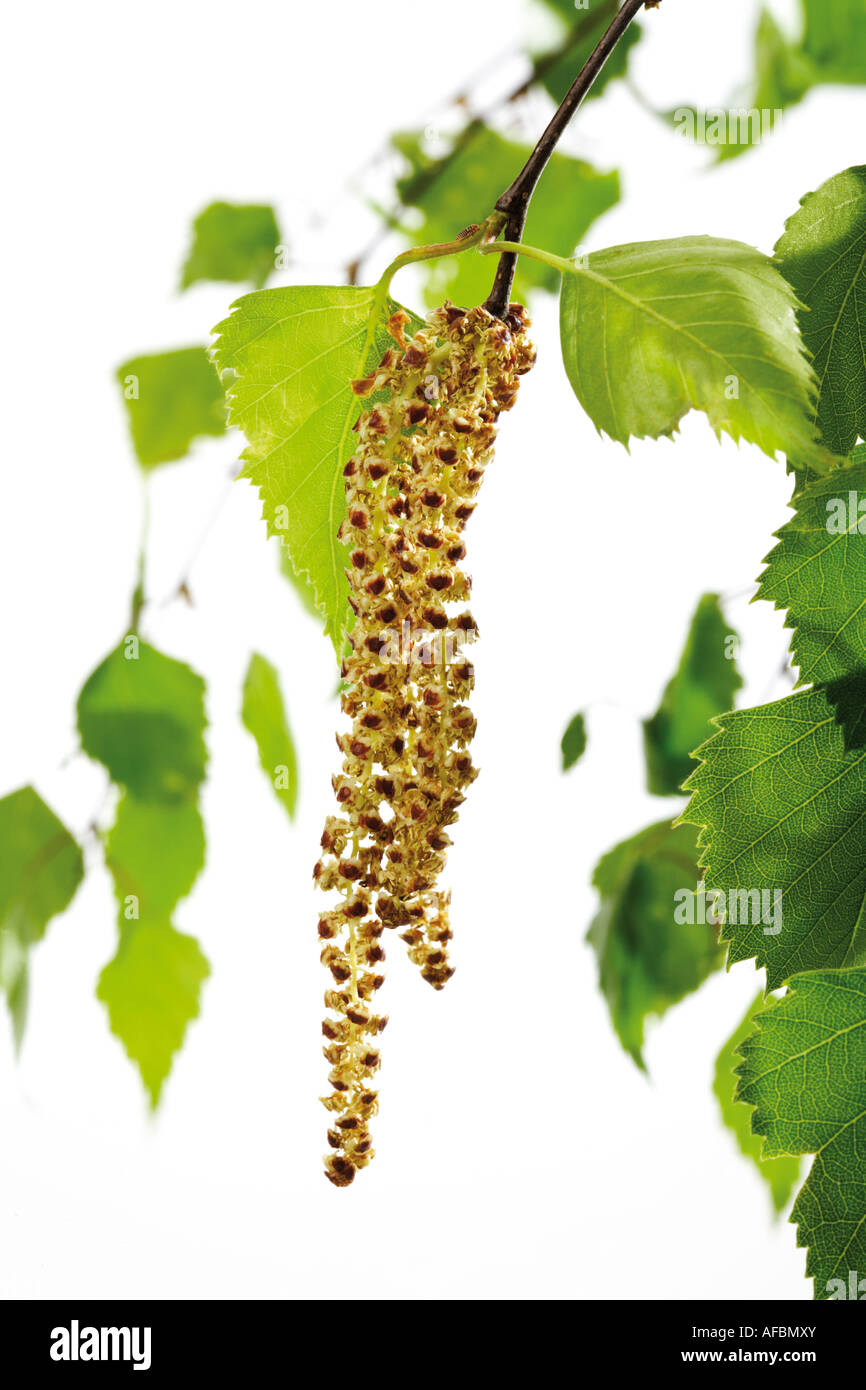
[
  {"xmin": 318, "ymin": 40, "xmax": 522, "ymax": 247},
  {"xmin": 366, "ymin": 217, "xmax": 505, "ymax": 325},
  {"xmin": 759, "ymin": 651, "xmax": 796, "ymax": 702},
  {"xmin": 485, "ymin": 0, "xmax": 655, "ymax": 316},
  {"xmin": 128, "ymin": 474, "xmax": 151, "ymax": 631},
  {"xmin": 347, "ymin": 1, "xmax": 619, "ymax": 285},
  {"xmin": 721, "ymin": 583, "xmax": 760, "ymax": 604},
  {"xmin": 77, "ymin": 780, "xmax": 114, "ymax": 846},
  {"xmin": 158, "ymin": 468, "xmax": 238, "ymax": 609}
]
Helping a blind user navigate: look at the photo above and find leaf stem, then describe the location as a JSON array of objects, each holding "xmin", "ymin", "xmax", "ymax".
[
  {"xmin": 129, "ymin": 475, "xmax": 151, "ymax": 632},
  {"xmin": 484, "ymin": 0, "xmax": 657, "ymax": 316},
  {"xmin": 371, "ymin": 214, "xmax": 505, "ymax": 318},
  {"xmin": 479, "ymin": 238, "xmax": 577, "ymax": 277}
]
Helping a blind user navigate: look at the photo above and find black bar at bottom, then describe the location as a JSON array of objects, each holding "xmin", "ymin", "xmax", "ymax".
[{"xmin": 1, "ymin": 1297, "xmax": 861, "ymax": 1374}]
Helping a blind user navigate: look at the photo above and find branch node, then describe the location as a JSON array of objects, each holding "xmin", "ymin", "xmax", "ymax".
[{"xmin": 484, "ymin": 0, "xmax": 654, "ymax": 317}]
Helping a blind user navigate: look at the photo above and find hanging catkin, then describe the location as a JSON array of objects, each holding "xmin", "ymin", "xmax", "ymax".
[{"xmin": 314, "ymin": 300, "xmax": 535, "ymax": 1186}]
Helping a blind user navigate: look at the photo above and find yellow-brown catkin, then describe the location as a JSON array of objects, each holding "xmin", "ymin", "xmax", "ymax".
[{"xmin": 315, "ymin": 300, "xmax": 535, "ymax": 1186}]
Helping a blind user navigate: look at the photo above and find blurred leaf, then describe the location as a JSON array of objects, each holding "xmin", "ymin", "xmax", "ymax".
[
  {"xmin": 587, "ymin": 820, "xmax": 723, "ymax": 1068},
  {"xmin": 181, "ymin": 201, "xmax": 280, "ymax": 290},
  {"xmin": 116, "ymin": 347, "xmax": 226, "ymax": 470},
  {"xmin": 0, "ymin": 786, "xmax": 84, "ymax": 1046},
  {"xmin": 211, "ymin": 286, "xmax": 422, "ymax": 649},
  {"xmin": 825, "ymin": 669, "xmax": 866, "ymax": 752},
  {"xmin": 534, "ymin": 0, "xmax": 642, "ymax": 107},
  {"xmin": 736, "ymin": 968, "xmax": 866, "ymax": 1298},
  {"xmin": 241, "ymin": 653, "xmax": 299, "ymax": 820},
  {"xmin": 665, "ymin": 11, "xmax": 813, "ymax": 163},
  {"xmin": 643, "ymin": 594, "xmax": 742, "ymax": 796},
  {"xmin": 0, "ymin": 787, "xmax": 85, "ymax": 945},
  {"xmin": 774, "ymin": 166, "xmax": 866, "ymax": 458},
  {"xmin": 98, "ymin": 920, "xmax": 209, "ymax": 1108},
  {"xmin": 534, "ymin": 0, "xmax": 590, "ymax": 20},
  {"xmin": 742, "ymin": 7, "xmax": 815, "ymax": 108},
  {"xmin": 560, "ymin": 236, "xmax": 833, "ymax": 471},
  {"xmin": 801, "ymin": 0, "xmax": 866, "ymax": 85},
  {"xmin": 561, "ymin": 711, "xmax": 587, "ymax": 771},
  {"xmin": 98, "ymin": 760, "xmax": 208, "ymax": 1105},
  {"xmin": 0, "ymin": 945, "xmax": 28, "ymax": 1052},
  {"xmin": 713, "ymin": 993, "xmax": 801, "ymax": 1213},
  {"xmin": 105, "ymin": 795, "xmax": 205, "ymax": 916},
  {"xmin": 394, "ymin": 125, "xmax": 618, "ymax": 307},
  {"xmin": 100, "ymin": 795, "xmax": 206, "ymax": 1106},
  {"xmin": 665, "ymin": 1, "xmax": 866, "ymax": 165},
  {"xmin": 77, "ymin": 638, "xmax": 207, "ymax": 803}
]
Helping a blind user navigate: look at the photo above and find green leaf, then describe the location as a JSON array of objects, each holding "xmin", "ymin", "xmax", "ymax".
[
  {"xmin": 0, "ymin": 936, "xmax": 28, "ymax": 1051},
  {"xmin": 643, "ymin": 594, "xmax": 742, "ymax": 796},
  {"xmin": 757, "ymin": 448, "xmax": 866, "ymax": 703},
  {"xmin": 0, "ymin": 787, "xmax": 85, "ymax": 946},
  {"xmin": 560, "ymin": 711, "xmax": 587, "ymax": 771},
  {"xmin": 211, "ymin": 286, "xmax": 421, "ymax": 649},
  {"xmin": 98, "ymin": 921, "xmax": 209, "ymax": 1108},
  {"xmin": 99, "ymin": 794, "xmax": 207, "ymax": 1105},
  {"xmin": 393, "ymin": 126, "xmax": 619, "ymax": 308},
  {"xmin": 681, "ymin": 687, "xmax": 866, "ymax": 988},
  {"xmin": 666, "ymin": 11, "xmax": 813, "ymax": 163},
  {"xmin": 534, "ymin": 0, "xmax": 597, "ymax": 22},
  {"xmin": 774, "ymin": 166, "xmax": 866, "ymax": 458},
  {"xmin": 666, "ymin": 0, "xmax": 866, "ymax": 165},
  {"xmin": 736, "ymin": 968, "xmax": 866, "ymax": 1298},
  {"xmin": 77, "ymin": 638, "xmax": 207, "ymax": 803},
  {"xmin": 0, "ymin": 787, "xmax": 84, "ymax": 1046},
  {"xmin": 533, "ymin": 0, "xmax": 642, "ymax": 107},
  {"xmin": 116, "ymin": 347, "xmax": 226, "ymax": 470},
  {"xmin": 180, "ymin": 201, "xmax": 280, "ymax": 291},
  {"xmin": 801, "ymin": 0, "xmax": 866, "ymax": 85},
  {"xmin": 559, "ymin": 236, "xmax": 832, "ymax": 471},
  {"xmin": 587, "ymin": 820, "xmax": 723, "ymax": 1068},
  {"xmin": 241, "ymin": 653, "xmax": 299, "ymax": 820},
  {"xmin": 713, "ymin": 992, "xmax": 801, "ymax": 1213},
  {"xmin": 825, "ymin": 670, "xmax": 866, "ymax": 752},
  {"xmin": 666, "ymin": 5, "xmax": 866, "ymax": 167},
  {"xmin": 105, "ymin": 794, "xmax": 205, "ymax": 917},
  {"xmin": 728, "ymin": 7, "xmax": 814, "ymax": 132}
]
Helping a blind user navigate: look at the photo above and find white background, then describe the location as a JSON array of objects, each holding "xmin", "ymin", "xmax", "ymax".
[{"xmin": 2, "ymin": 0, "xmax": 864, "ymax": 1300}]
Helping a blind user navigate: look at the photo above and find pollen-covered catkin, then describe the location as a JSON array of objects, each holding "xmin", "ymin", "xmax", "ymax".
[{"xmin": 315, "ymin": 299, "xmax": 535, "ymax": 1185}]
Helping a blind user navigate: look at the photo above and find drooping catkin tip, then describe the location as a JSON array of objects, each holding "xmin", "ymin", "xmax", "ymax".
[{"xmin": 324, "ymin": 1154, "xmax": 356, "ymax": 1187}]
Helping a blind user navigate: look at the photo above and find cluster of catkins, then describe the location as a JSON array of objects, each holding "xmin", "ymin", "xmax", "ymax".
[{"xmin": 314, "ymin": 299, "xmax": 535, "ymax": 1186}]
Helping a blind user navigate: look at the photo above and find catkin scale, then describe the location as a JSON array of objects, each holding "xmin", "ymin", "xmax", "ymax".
[{"xmin": 315, "ymin": 299, "xmax": 535, "ymax": 1185}]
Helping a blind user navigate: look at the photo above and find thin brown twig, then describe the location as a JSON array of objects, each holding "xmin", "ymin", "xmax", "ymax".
[
  {"xmin": 485, "ymin": 0, "xmax": 656, "ymax": 316},
  {"xmin": 347, "ymin": 0, "xmax": 620, "ymax": 285}
]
